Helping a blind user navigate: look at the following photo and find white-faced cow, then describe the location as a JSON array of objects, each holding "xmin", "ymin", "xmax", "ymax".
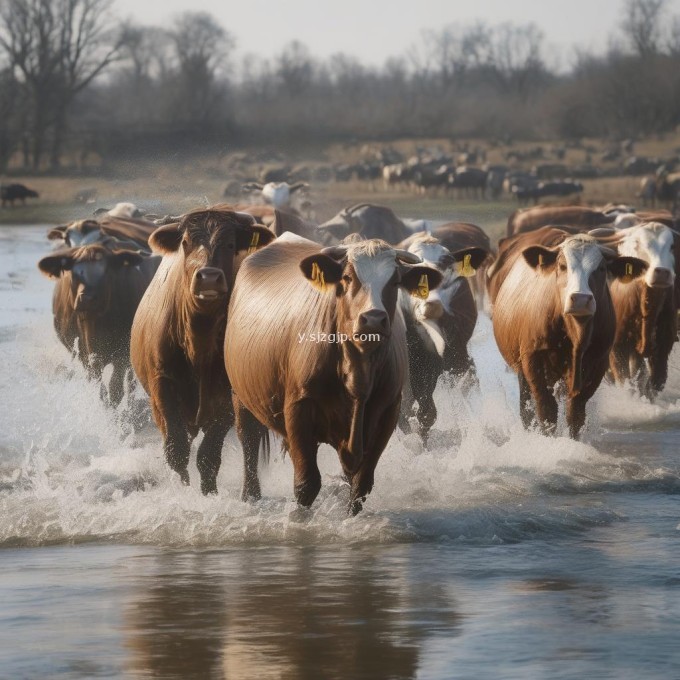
[
  {"xmin": 224, "ymin": 234, "xmax": 442, "ymax": 514},
  {"xmin": 491, "ymin": 228, "xmax": 647, "ymax": 438}
]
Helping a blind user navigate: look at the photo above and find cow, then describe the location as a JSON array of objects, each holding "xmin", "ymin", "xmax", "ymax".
[
  {"xmin": 608, "ymin": 222, "xmax": 677, "ymax": 397},
  {"xmin": 130, "ymin": 208, "xmax": 275, "ymax": 495},
  {"xmin": 397, "ymin": 235, "xmax": 487, "ymax": 440},
  {"xmin": 506, "ymin": 206, "xmax": 614, "ymax": 238},
  {"xmin": 38, "ymin": 242, "xmax": 160, "ymax": 408},
  {"xmin": 241, "ymin": 181, "xmax": 309, "ymax": 211},
  {"xmin": 92, "ymin": 202, "xmax": 144, "ymax": 219},
  {"xmin": 490, "ymin": 228, "xmax": 647, "ymax": 437},
  {"xmin": 317, "ymin": 203, "xmax": 413, "ymax": 245},
  {"xmin": 639, "ymin": 177, "xmax": 657, "ymax": 207},
  {"xmin": 450, "ymin": 166, "xmax": 487, "ymax": 199},
  {"xmin": 47, "ymin": 215, "xmax": 157, "ymax": 250},
  {"xmin": 1, "ymin": 183, "xmax": 39, "ymax": 207},
  {"xmin": 224, "ymin": 234, "xmax": 442, "ymax": 514}
]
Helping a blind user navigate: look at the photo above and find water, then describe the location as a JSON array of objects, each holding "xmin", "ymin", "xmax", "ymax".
[{"xmin": 1, "ymin": 225, "xmax": 679, "ymax": 679}]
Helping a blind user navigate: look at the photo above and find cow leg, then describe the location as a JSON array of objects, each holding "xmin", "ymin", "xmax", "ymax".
[
  {"xmin": 349, "ymin": 399, "xmax": 400, "ymax": 516},
  {"xmin": 157, "ymin": 379, "xmax": 190, "ymax": 485},
  {"xmin": 518, "ymin": 369, "xmax": 534, "ymax": 428},
  {"xmin": 197, "ymin": 407, "xmax": 233, "ymax": 496},
  {"xmin": 524, "ymin": 357, "xmax": 557, "ymax": 434},
  {"xmin": 608, "ymin": 346, "xmax": 629, "ymax": 386},
  {"xmin": 285, "ymin": 400, "xmax": 321, "ymax": 507},
  {"xmin": 647, "ymin": 352, "xmax": 669, "ymax": 395},
  {"xmin": 234, "ymin": 397, "xmax": 267, "ymax": 501},
  {"xmin": 415, "ymin": 392, "xmax": 437, "ymax": 443},
  {"xmin": 398, "ymin": 376, "xmax": 415, "ymax": 434}
]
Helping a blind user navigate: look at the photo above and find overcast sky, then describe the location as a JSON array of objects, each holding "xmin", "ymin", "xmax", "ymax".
[{"xmin": 116, "ymin": 0, "xmax": 680, "ymax": 67}]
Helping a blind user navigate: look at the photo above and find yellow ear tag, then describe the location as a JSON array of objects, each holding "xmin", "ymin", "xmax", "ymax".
[
  {"xmin": 414, "ymin": 273, "xmax": 429, "ymax": 299},
  {"xmin": 311, "ymin": 261, "xmax": 326, "ymax": 291},
  {"xmin": 247, "ymin": 231, "xmax": 260, "ymax": 255},
  {"xmin": 621, "ymin": 262, "xmax": 634, "ymax": 283},
  {"xmin": 459, "ymin": 253, "xmax": 475, "ymax": 277}
]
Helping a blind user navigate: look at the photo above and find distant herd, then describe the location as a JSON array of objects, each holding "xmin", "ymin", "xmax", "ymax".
[{"xmin": 34, "ymin": 198, "xmax": 679, "ymax": 514}]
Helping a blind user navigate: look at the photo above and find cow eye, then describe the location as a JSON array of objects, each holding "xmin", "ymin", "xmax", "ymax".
[
  {"xmin": 342, "ymin": 274, "xmax": 352, "ymax": 284},
  {"xmin": 559, "ymin": 262, "xmax": 567, "ymax": 272}
]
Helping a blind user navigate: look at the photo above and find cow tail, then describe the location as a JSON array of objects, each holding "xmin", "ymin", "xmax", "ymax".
[{"xmin": 259, "ymin": 427, "xmax": 271, "ymax": 466}]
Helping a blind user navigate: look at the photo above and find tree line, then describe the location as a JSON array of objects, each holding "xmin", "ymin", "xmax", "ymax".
[{"xmin": 1, "ymin": 0, "xmax": 680, "ymax": 174}]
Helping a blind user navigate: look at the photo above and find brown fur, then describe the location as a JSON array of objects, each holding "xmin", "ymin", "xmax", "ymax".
[
  {"xmin": 507, "ymin": 206, "xmax": 615, "ymax": 238},
  {"xmin": 130, "ymin": 208, "xmax": 275, "ymax": 495}
]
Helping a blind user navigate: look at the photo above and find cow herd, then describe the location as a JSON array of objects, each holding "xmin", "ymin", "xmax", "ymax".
[{"xmin": 36, "ymin": 200, "xmax": 679, "ymax": 514}]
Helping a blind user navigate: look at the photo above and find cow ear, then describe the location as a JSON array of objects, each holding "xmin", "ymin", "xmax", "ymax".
[
  {"xmin": 236, "ymin": 225, "xmax": 276, "ymax": 253},
  {"xmin": 400, "ymin": 264, "xmax": 443, "ymax": 298},
  {"xmin": 150, "ymin": 223, "xmax": 183, "ymax": 253},
  {"xmin": 109, "ymin": 250, "xmax": 145, "ymax": 268},
  {"xmin": 609, "ymin": 256, "xmax": 648, "ymax": 282},
  {"xmin": 299, "ymin": 254, "xmax": 344, "ymax": 292},
  {"xmin": 522, "ymin": 246, "xmax": 558, "ymax": 270},
  {"xmin": 47, "ymin": 226, "xmax": 67, "ymax": 241},
  {"xmin": 38, "ymin": 253, "xmax": 74, "ymax": 278},
  {"xmin": 451, "ymin": 247, "xmax": 488, "ymax": 277}
]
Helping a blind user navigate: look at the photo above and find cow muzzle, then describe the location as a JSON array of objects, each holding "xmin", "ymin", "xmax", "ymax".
[
  {"xmin": 192, "ymin": 267, "xmax": 228, "ymax": 301},
  {"xmin": 418, "ymin": 299, "xmax": 444, "ymax": 321},
  {"xmin": 565, "ymin": 292, "xmax": 595, "ymax": 317},
  {"xmin": 353, "ymin": 309, "xmax": 389, "ymax": 348},
  {"xmin": 649, "ymin": 267, "xmax": 673, "ymax": 288}
]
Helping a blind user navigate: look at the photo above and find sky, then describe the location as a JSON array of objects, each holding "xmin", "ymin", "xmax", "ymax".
[{"xmin": 115, "ymin": 0, "xmax": 680, "ymax": 68}]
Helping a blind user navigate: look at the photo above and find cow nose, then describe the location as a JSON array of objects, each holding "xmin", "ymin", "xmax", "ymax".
[
  {"xmin": 193, "ymin": 267, "xmax": 227, "ymax": 298},
  {"xmin": 567, "ymin": 292, "xmax": 594, "ymax": 316},
  {"xmin": 651, "ymin": 267, "xmax": 672, "ymax": 287},
  {"xmin": 358, "ymin": 309, "xmax": 389, "ymax": 333}
]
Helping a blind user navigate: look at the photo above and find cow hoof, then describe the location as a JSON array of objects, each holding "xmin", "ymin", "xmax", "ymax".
[
  {"xmin": 178, "ymin": 470, "xmax": 190, "ymax": 486},
  {"xmin": 294, "ymin": 479, "xmax": 321, "ymax": 508},
  {"xmin": 241, "ymin": 488, "xmax": 262, "ymax": 503},
  {"xmin": 348, "ymin": 497, "xmax": 364, "ymax": 516},
  {"xmin": 201, "ymin": 482, "xmax": 218, "ymax": 496}
]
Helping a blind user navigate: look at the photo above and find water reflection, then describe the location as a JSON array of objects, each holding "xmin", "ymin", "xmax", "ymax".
[{"xmin": 123, "ymin": 547, "xmax": 462, "ymax": 680}]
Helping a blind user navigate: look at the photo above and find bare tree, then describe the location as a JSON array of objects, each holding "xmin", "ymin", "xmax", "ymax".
[
  {"xmin": 622, "ymin": 0, "xmax": 667, "ymax": 56},
  {"xmin": 0, "ymin": 0, "xmax": 120, "ymax": 169}
]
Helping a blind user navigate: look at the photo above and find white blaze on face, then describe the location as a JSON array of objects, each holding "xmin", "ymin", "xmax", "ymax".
[
  {"xmin": 351, "ymin": 249, "xmax": 398, "ymax": 315},
  {"xmin": 560, "ymin": 238, "xmax": 604, "ymax": 316},
  {"xmin": 618, "ymin": 223, "xmax": 674, "ymax": 288},
  {"xmin": 262, "ymin": 183, "xmax": 290, "ymax": 208}
]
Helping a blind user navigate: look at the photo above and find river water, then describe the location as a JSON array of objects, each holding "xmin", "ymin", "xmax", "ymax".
[{"xmin": 1, "ymin": 225, "xmax": 679, "ymax": 679}]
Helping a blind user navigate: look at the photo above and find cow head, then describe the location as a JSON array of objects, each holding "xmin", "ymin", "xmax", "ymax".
[
  {"xmin": 149, "ymin": 208, "xmax": 275, "ymax": 312},
  {"xmin": 47, "ymin": 219, "xmax": 102, "ymax": 247},
  {"xmin": 38, "ymin": 244, "xmax": 144, "ymax": 312},
  {"xmin": 405, "ymin": 236, "xmax": 487, "ymax": 323},
  {"xmin": 299, "ymin": 239, "xmax": 442, "ymax": 353},
  {"xmin": 617, "ymin": 222, "xmax": 676, "ymax": 289},
  {"xmin": 522, "ymin": 235, "xmax": 648, "ymax": 318}
]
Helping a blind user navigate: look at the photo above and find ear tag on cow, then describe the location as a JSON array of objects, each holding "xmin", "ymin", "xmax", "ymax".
[
  {"xmin": 414, "ymin": 273, "xmax": 429, "ymax": 299},
  {"xmin": 247, "ymin": 231, "xmax": 260, "ymax": 255},
  {"xmin": 458, "ymin": 253, "xmax": 475, "ymax": 278},
  {"xmin": 622, "ymin": 262, "xmax": 634, "ymax": 283},
  {"xmin": 311, "ymin": 261, "xmax": 326, "ymax": 291}
]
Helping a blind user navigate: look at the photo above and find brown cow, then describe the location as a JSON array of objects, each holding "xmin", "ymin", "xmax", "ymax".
[
  {"xmin": 507, "ymin": 206, "xmax": 614, "ymax": 237},
  {"xmin": 608, "ymin": 222, "xmax": 677, "ymax": 397},
  {"xmin": 397, "ymin": 234, "xmax": 487, "ymax": 440},
  {"xmin": 47, "ymin": 215, "xmax": 157, "ymax": 250},
  {"xmin": 224, "ymin": 234, "xmax": 442, "ymax": 514},
  {"xmin": 130, "ymin": 208, "xmax": 275, "ymax": 495},
  {"xmin": 317, "ymin": 203, "xmax": 412, "ymax": 245},
  {"xmin": 38, "ymin": 242, "xmax": 160, "ymax": 407},
  {"xmin": 491, "ymin": 228, "xmax": 647, "ymax": 437}
]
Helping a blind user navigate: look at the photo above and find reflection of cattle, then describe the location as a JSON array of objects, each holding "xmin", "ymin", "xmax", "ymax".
[
  {"xmin": 225, "ymin": 235, "xmax": 442, "ymax": 513},
  {"xmin": 609, "ymin": 223, "xmax": 677, "ymax": 397},
  {"xmin": 490, "ymin": 228, "xmax": 646, "ymax": 437},
  {"xmin": 398, "ymin": 235, "xmax": 487, "ymax": 440},
  {"xmin": 130, "ymin": 209, "xmax": 275, "ymax": 494},
  {"xmin": 507, "ymin": 206, "xmax": 614, "ymax": 237},
  {"xmin": 38, "ymin": 243, "xmax": 160, "ymax": 407},
  {"xmin": 318, "ymin": 203, "xmax": 414, "ymax": 245},
  {"xmin": 1, "ymin": 183, "xmax": 39, "ymax": 206}
]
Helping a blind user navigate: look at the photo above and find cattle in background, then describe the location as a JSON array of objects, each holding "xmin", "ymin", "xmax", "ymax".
[
  {"xmin": 130, "ymin": 208, "xmax": 276, "ymax": 495},
  {"xmin": 506, "ymin": 206, "xmax": 614, "ymax": 237},
  {"xmin": 38, "ymin": 243, "xmax": 160, "ymax": 407},
  {"xmin": 639, "ymin": 177, "xmax": 657, "ymax": 207},
  {"xmin": 655, "ymin": 171, "xmax": 680, "ymax": 211},
  {"xmin": 397, "ymin": 235, "xmax": 487, "ymax": 440},
  {"xmin": 608, "ymin": 222, "xmax": 677, "ymax": 397},
  {"xmin": 93, "ymin": 202, "xmax": 144, "ymax": 219},
  {"xmin": 317, "ymin": 203, "xmax": 415, "ymax": 245},
  {"xmin": 224, "ymin": 235, "xmax": 442, "ymax": 514},
  {"xmin": 241, "ymin": 181, "xmax": 309, "ymax": 213},
  {"xmin": 450, "ymin": 166, "xmax": 487, "ymax": 199},
  {"xmin": 1, "ymin": 183, "xmax": 39, "ymax": 207},
  {"xmin": 490, "ymin": 228, "xmax": 646, "ymax": 437},
  {"xmin": 47, "ymin": 214, "xmax": 157, "ymax": 250}
]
